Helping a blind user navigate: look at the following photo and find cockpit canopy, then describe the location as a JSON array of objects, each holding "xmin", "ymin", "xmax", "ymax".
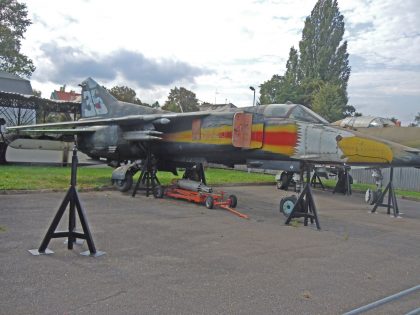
[{"xmin": 262, "ymin": 104, "xmax": 329, "ymax": 124}]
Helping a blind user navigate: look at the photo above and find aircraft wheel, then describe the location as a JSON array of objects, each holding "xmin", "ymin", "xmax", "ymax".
[
  {"xmin": 365, "ymin": 188, "xmax": 379, "ymax": 205},
  {"xmin": 279, "ymin": 195, "xmax": 297, "ymax": 218},
  {"xmin": 278, "ymin": 172, "xmax": 293, "ymax": 190},
  {"xmin": 115, "ymin": 174, "xmax": 133, "ymax": 192},
  {"xmin": 153, "ymin": 185, "xmax": 164, "ymax": 198},
  {"xmin": 205, "ymin": 196, "xmax": 214, "ymax": 209},
  {"xmin": 228, "ymin": 194, "xmax": 238, "ymax": 208},
  {"xmin": 365, "ymin": 189, "xmax": 372, "ymax": 204}
]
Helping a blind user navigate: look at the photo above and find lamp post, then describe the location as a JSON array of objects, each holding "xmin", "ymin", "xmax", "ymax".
[{"xmin": 249, "ymin": 86, "xmax": 256, "ymax": 106}]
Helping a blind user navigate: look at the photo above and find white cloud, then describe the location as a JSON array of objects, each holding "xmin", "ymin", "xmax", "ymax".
[
  {"xmin": 350, "ymin": 69, "xmax": 420, "ymax": 97},
  {"xmin": 342, "ymin": 0, "xmax": 420, "ymax": 66},
  {"xmin": 21, "ymin": 0, "xmax": 420, "ymax": 123}
]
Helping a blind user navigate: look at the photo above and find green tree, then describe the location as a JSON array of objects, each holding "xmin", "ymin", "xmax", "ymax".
[
  {"xmin": 280, "ymin": 47, "xmax": 302, "ymax": 103},
  {"xmin": 343, "ymin": 104, "xmax": 360, "ymax": 117},
  {"xmin": 151, "ymin": 101, "xmax": 160, "ymax": 109},
  {"xmin": 312, "ymin": 82, "xmax": 345, "ymax": 122},
  {"xmin": 162, "ymin": 87, "xmax": 199, "ymax": 113},
  {"xmin": 32, "ymin": 89, "xmax": 41, "ymax": 97},
  {"xmin": 259, "ymin": 75, "xmax": 283, "ymax": 104},
  {"xmin": 108, "ymin": 86, "xmax": 143, "ymax": 105},
  {"xmin": 259, "ymin": 0, "xmax": 351, "ymax": 119},
  {"xmin": 414, "ymin": 112, "xmax": 420, "ymax": 126},
  {"xmin": 0, "ymin": 0, "xmax": 35, "ymax": 77},
  {"xmin": 299, "ymin": 0, "xmax": 350, "ymax": 92}
]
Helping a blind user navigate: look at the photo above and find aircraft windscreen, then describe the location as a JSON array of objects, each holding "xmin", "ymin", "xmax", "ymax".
[
  {"xmin": 263, "ymin": 104, "xmax": 328, "ymax": 124},
  {"xmin": 263, "ymin": 104, "xmax": 291, "ymax": 118},
  {"xmin": 288, "ymin": 105, "xmax": 328, "ymax": 124}
]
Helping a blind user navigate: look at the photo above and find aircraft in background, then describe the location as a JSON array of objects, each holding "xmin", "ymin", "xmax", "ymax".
[
  {"xmin": 333, "ymin": 116, "xmax": 420, "ymax": 149},
  {"xmin": 6, "ymin": 78, "xmax": 420, "ymax": 223}
]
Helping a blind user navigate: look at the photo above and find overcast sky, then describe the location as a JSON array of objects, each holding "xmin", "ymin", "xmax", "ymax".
[{"xmin": 22, "ymin": 0, "xmax": 420, "ymax": 124}]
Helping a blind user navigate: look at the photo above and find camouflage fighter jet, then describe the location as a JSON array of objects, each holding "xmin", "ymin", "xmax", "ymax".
[
  {"xmin": 7, "ymin": 78, "xmax": 420, "ymax": 190},
  {"xmin": 7, "ymin": 77, "xmax": 420, "ymax": 226}
]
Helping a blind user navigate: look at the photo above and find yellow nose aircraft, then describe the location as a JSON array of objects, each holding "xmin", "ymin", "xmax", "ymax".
[{"xmin": 5, "ymin": 78, "xmax": 420, "ymax": 229}]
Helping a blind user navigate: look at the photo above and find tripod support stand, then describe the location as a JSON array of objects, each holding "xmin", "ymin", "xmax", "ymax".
[
  {"xmin": 371, "ymin": 167, "xmax": 399, "ymax": 217},
  {"xmin": 310, "ymin": 170, "xmax": 325, "ymax": 190},
  {"xmin": 29, "ymin": 145, "xmax": 105, "ymax": 257},
  {"xmin": 284, "ymin": 164, "xmax": 321, "ymax": 230},
  {"xmin": 132, "ymin": 145, "xmax": 161, "ymax": 198}
]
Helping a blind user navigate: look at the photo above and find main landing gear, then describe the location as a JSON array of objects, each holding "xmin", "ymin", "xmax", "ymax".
[
  {"xmin": 110, "ymin": 144, "xmax": 163, "ymax": 198},
  {"xmin": 131, "ymin": 149, "xmax": 162, "ymax": 198},
  {"xmin": 111, "ymin": 146, "xmax": 208, "ymax": 200},
  {"xmin": 333, "ymin": 166, "xmax": 352, "ymax": 195}
]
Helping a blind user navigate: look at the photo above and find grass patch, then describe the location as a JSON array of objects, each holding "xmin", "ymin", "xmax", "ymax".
[
  {"xmin": 322, "ymin": 179, "xmax": 420, "ymax": 199},
  {"xmin": 1, "ymin": 165, "xmax": 418, "ymax": 199},
  {"xmin": 0, "ymin": 165, "xmax": 275, "ymax": 190},
  {"xmin": 289, "ymin": 219, "xmax": 300, "ymax": 228},
  {"xmin": 0, "ymin": 226, "xmax": 6, "ymax": 232}
]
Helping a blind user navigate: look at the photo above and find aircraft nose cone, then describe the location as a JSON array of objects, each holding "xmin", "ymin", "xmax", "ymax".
[
  {"xmin": 400, "ymin": 151, "xmax": 420, "ymax": 167},
  {"xmin": 390, "ymin": 146, "xmax": 420, "ymax": 167}
]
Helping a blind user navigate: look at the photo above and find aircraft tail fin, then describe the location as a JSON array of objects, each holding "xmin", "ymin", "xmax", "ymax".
[{"xmin": 80, "ymin": 77, "xmax": 158, "ymax": 119}]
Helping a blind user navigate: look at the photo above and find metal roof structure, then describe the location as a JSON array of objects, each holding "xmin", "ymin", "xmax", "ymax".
[
  {"xmin": 0, "ymin": 71, "xmax": 33, "ymax": 95},
  {"xmin": 0, "ymin": 90, "xmax": 80, "ymax": 112},
  {"xmin": 0, "ymin": 71, "xmax": 81, "ymax": 122},
  {"xmin": 0, "ymin": 72, "xmax": 81, "ymax": 130}
]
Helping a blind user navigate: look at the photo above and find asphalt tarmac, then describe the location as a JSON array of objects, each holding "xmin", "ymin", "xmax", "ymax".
[{"xmin": 0, "ymin": 185, "xmax": 419, "ymax": 314}]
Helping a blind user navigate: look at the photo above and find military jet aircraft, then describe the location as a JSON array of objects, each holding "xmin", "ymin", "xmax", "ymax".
[
  {"xmin": 7, "ymin": 77, "xmax": 420, "ymax": 188},
  {"xmin": 6, "ymin": 77, "xmax": 420, "ymax": 226}
]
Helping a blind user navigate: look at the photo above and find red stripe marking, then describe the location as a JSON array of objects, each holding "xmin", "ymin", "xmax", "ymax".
[
  {"xmin": 218, "ymin": 131, "xmax": 232, "ymax": 138},
  {"xmin": 251, "ymin": 131, "xmax": 263, "ymax": 142},
  {"xmin": 264, "ymin": 131, "xmax": 297, "ymax": 146}
]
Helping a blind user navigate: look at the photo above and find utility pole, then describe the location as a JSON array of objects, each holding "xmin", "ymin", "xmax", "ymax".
[{"xmin": 249, "ymin": 86, "xmax": 256, "ymax": 106}]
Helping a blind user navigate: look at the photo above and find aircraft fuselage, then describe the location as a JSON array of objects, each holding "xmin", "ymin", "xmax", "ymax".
[{"xmin": 77, "ymin": 108, "xmax": 420, "ymax": 170}]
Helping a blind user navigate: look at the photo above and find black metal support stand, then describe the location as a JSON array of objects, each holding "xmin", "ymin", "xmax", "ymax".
[
  {"xmin": 132, "ymin": 147, "xmax": 160, "ymax": 198},
  {"xmin": 29, "ymin": 146, "xmax": 105, "ymax": 257},
  {"xmin": 0, "ymin": 141, "xmax": 7, "ymax": 164},
  {"xmin": 285, "ymin": 165, "xmax": 321, "ymax": 230},
  {"xmin": 197, "ymin": 163, "xmax": 207, "ymax": 185},
  {"xmin": 371, "ymin": 167, "xmax": 399, "ymax": 217},
  {"xmin": 182, "ymin": 163, "xmax": 207, "ymax": 185},
  {"xmin": 310, "ymin": 171, "xmax": 325, "ymax": 190},
  {"xmin": 333, "ymin": 166, "xmax": 352, "ymax": 195}
]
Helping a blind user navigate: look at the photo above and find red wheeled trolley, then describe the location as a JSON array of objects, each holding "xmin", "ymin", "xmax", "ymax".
[{"xmin": 164, "ymin": 180, "xmax": 248, "ymax": 219}]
